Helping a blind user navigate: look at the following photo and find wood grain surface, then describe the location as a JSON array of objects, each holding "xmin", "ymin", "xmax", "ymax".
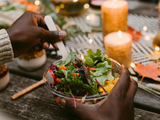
[{"xmin": 0, "ymin": 74, "xmax": 160, "ymax": 120}]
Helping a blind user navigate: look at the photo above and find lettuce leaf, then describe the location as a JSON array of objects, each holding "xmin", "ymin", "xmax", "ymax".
[
  {"xmin": 92, "ymin": 61, "xmax": 112, "ymax": 77},
  {"xmin": 91, "ymin": 71, "xmax": 114, "ymax": 86},
  {"xmin": 56, "ymin": 52, "xmax": 76, "ymax": 67},
  {"xmin": 83, "ymin": 49, "xmax": 111, "ymax": 66},
  {"xmin": 61, "ymin": 74, "xmax": 98, "ymax": 95}
]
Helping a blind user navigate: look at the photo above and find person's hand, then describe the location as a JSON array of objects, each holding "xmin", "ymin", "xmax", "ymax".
[
  {"xmin": 7, "ymin": 11, "xmax": 67, "ymax": 57},
  {"xmin": 56, "ymin": 65, "xmax": 138, "ymax": 120}
]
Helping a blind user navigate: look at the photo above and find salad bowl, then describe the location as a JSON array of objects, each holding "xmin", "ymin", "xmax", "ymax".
[{"xmin": 43, "ymin": 50, "xmax": 121, "ymax": 104}]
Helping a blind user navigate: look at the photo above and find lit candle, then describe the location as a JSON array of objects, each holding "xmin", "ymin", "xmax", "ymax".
[
  {"xmin": 104, "ymin": 31, "xmax": 132, "ymax": 68},
  {"xmin": 101, "ymin": 0, "xmax": 128, "ymax": 38}
]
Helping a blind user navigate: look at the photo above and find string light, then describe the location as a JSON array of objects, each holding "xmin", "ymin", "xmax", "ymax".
[
  {"xmin": 86, "ymin": 16, "xmax": 90, "ymax": 20},
  {"xmin": 130, "ymin": 62, "xmax": 136, "ymax": 69},
  {"xmin": 56, "ymin": 6, "xmax": 60, "ymax": 13},
  {"xmin": 89, "ymin": 39, "xmax": 93, "ymax": 44},
  {"xmin": 143, "ymin": 26, "xmax": 147, "ymax": 31},
  {"xmin": 84, "ymin": 3, "xmax": 89, "ymax": 9},
  {"xmin": 35, "ymin": 0, "xmax": 40, "ymax": 6},
  {"xmin": 60, "ymin": 4, "xmax": 65, "ymax": 9},
  {"xmin": 73, "ymin": 0, "xmax": 78, "ymax": 2},
  {"xmin": 155, "ymin": 46, "xmax": 160, "ymax": 51},
  {"xmin": 144, "ymin": 35, "xmax": 151, "ymax": 40}
]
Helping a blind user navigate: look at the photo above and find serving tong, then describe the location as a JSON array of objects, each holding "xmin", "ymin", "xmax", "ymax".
[{"xmin": 44, "ymin": 15, "xmax": 68, "ymax": 61}]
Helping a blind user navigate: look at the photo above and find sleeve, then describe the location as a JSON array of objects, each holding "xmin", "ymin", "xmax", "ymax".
[{"xmin": 0, "ymin": 29, "xmax": 14, "ymax": 65}]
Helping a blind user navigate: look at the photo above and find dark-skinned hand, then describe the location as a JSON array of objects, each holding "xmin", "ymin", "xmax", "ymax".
[
  {"xmin": 7, "ymin": 11, "xmax": 67, "ymax": 57},
  {"xmin": 56, "ymin": 65, "xmax": 138, "ymax": 120}
]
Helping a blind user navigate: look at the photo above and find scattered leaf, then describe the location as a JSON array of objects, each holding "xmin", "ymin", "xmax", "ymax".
[
  {"xmin": 146, "ymin": 52, "xmax": 160, "ymax": 61},
  {"xmin": 135, "ymin": 63, "xmax": 160, "ymax": 83},
  {"xmin": 128, "ymin": 26, "xmax": 142, "ymax": 42}
]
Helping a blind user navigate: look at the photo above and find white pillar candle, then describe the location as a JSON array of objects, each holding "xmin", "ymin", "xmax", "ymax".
[
  {"xmin": 101, "ymin": 0, "xmax": 128, "ymax": 38},
  {"xmin": 104, "ymin": 31, "xmax": 132, "ymax": 68}
]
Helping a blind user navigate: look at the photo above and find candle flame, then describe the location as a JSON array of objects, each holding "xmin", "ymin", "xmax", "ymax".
[
  {"xmin": 130, "ymin": 62, "xmax": 135, "ymax": 69},
  {"xmin": 118, "ymin": 30, "xmax": 122, "ymax": 38},
  {"xmin": 35, "ymin": 0, "xmax": 40, "ymax": 6},
  {"xmin": 89, "ymin": 39, "xmax": 93, "ymax": 44},
  {"xmin": 155, "ymin": 46, "xmax": 160, "ymax": 51},
  {"xmin": 143, "ymin": 26, "xmax": 147, "ymax": 32}
]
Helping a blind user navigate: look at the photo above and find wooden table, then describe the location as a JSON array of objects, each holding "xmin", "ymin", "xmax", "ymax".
[
  {"xmin": 0, "ymin": 72, "xmax": 160, "ymax": 120},
  {"xmin": 0, "ymin": 1, "xmax": 160, "ymax": 120}
]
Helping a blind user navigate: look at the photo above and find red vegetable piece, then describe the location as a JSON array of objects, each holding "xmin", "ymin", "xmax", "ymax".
[
  {"xmin": 95, "ymin": 78, "xmax": 107, "ymax": 93},
  {"xmin": 47, "ymin": 70, "xmax": 56, "ymax": 86},
  {"xmin": 59, "ymin": 65, "xmax": 66, "ymax": 70},
  {"xmin": 71, "ymin": 94, "xmax": 76, "ymax": 108},
  {"xmin": 89, "ymin": 67, "xmax": 96, "ymax": 72},
  {"xmin": 56, "ymin": 78, "xmax": 62, "ymax": 84},
  {"xmin": 76, "ymin": 99, "xmax": 82, "ymax": 103},
  {"xmin": 65, "ymin": 85, "xmax": 70, "ymax": 89},
  {"xmin": 71, "ymin": 62, "xmax": 79, "ymax": 69},
  {"xmin": 73, "ymin": 73, "xmax": 80, "ymax": 78}
]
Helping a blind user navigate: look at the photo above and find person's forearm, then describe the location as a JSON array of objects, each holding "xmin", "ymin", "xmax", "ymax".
[{"xmin": 0, "ymin": 29, "xmax": 14, "ymax": 65}]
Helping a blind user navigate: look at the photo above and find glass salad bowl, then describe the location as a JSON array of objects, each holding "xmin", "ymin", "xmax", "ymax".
[{"xmin": 43, "ymin": 57, "xmax": 121, "ymax": 104}]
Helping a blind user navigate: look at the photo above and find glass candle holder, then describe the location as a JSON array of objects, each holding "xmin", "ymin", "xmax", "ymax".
[
  {"xmin": 51, "ymin": 0, "xmax": 88, "ymax": 16},
  {"xmin": 0, "ymin": 64, "xmax": 10, "ymax": 91},
  {"xmin": 153, "ymin": 31, "xmax": 160, "ymax": 52},
  {"xmin": 17, "ymin": 49, "xmax": 46, "ymax": 71},
  {"xmin": 86, "ymin": 0, "xmax": 105, "ymax": 31}
]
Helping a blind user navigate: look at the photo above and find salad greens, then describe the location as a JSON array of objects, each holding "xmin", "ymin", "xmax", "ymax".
[{"xmin": 48, "ymin": 49, "xmax": 114, "ymax": 96}]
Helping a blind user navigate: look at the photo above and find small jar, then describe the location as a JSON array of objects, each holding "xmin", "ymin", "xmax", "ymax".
[
  {"xmin": 17, "ymin": 49, "xmax": 46, "ymax": 71},
  {"xmin": 86, "ymin": 0, "xmax": 105, "ymax": 31},
  {"xmin": 0, "ymin": 64, "xmax": 10, "ymax": 91}
]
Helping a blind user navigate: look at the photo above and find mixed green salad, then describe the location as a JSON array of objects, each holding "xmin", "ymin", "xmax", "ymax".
[{"xmin": 47, "ymin": 49, "xmax": 119, "ymax": 97}]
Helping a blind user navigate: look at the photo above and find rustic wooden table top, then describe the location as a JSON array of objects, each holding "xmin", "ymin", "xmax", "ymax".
[{"xmin": 0, "ymin": 73, "xmax": 160, "ymax": 120}]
